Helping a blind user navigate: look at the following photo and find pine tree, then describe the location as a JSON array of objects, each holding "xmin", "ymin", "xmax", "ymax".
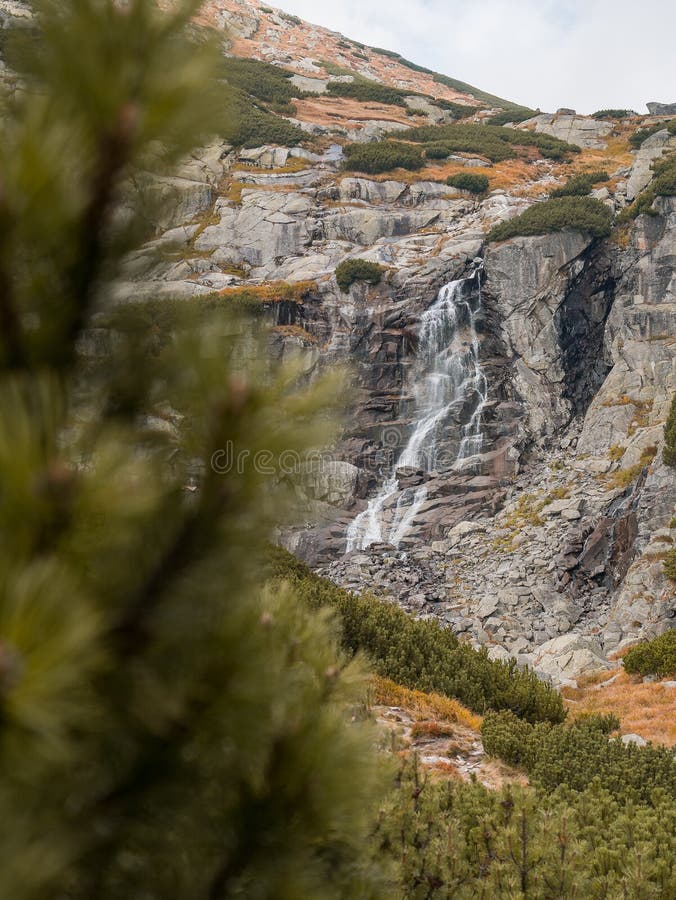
[{"xmin": 0, "ymin": 3, "xmax": 388, "ymax": 898}]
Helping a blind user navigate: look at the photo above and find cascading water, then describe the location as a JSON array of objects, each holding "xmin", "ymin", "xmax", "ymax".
[{"xmin": 345, "ymin": 268, "xmax": 487, "ymax": 552}]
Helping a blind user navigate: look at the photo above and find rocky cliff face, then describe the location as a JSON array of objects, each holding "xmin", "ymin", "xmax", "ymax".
[{"xmin": 92, "ymin": 2, "xmax": 676, "ymax": 685}]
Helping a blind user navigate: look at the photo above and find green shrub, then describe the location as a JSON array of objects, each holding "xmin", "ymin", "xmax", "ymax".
[
  {"xmin": 370, "ymin": 46, "xmax": 400, "ymax": 59},
  {"xmin": 424, "ymin": 141, "xmax": 453, "ymax": 159},
  {"xmin": 342, "ymin": 140, "xmax": 425, "ymax": 174},
  {"xmin": 335, "ymin": 259, "xmax": 385, "ymax": 292},
  {"xmin": 220, "ymin": 56, "xmax": 302, "ymax": 111},
  {"xmin": 593, "ymin": 108, "xmax": 633, "ymax": 119},
  {"xmin": 397, "ymin": 122, "xmax": 580, "ymax": 162},
  {"xmin": 550, "ymin": 169, "xmax": 609, "ymax": 197},
  {"xmin": 447, "ymin": 172, "xmax": 490, "ymax": 194},
  {"xmin": 653, "ymin": 150, "xmax": 676, "ymax": 196},
  {"xmin": 624, "ymin": 630, "xmax": 676, "ymax": 676},
  {"xmin": 482, "ymin": 711, "xmax": 676, "ymax": 805},
  {"xmin": 223, "ymin": 90, "xmax": 306, "ymax": 148},
  {"xmin": 488, "ymin": 106, "xmax": 537, "ymax": 125},
  {"xmin": 269, "ymin": 547, "xmax": 566, "ymax": 723},
  {"xmin": 616, "ymin": 189, "xmax": 660, "ymax": 224},
  {"xmin": 376, "ymin": 761, "xmax": 676, "ymax": 899},
  {"xmin": 630, "ymin": 118, "xmax": 676, "ymax": 147},
  {"xmin": 617, "ymin": 152, "xmax": 676, "ymax": 224},
  {"xmin": 327, "ymin": 79, "xmax": 408, "ymax": 106},
  {"xmin": 488, "ymin": 196, "xmax": 613, "ymax": 241},
  {"xmin": 665, "ymin": 393, "xmax": 676, "ymax": 466},
  {"xmin": 664, "ymin": 549, "xmax": 676, "ymax": 581}
]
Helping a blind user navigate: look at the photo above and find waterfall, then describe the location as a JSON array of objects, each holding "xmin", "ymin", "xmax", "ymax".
[{"xmin": 345, "ymin": 269, "xmax": 486, "ymax": 552}]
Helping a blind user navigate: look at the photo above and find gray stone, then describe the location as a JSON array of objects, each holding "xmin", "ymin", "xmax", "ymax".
[{"xmin": 620, "ymin": 733, "xmax": 647, "ymax": 747}]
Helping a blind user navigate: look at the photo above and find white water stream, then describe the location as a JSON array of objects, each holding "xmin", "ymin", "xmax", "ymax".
[{"xmin": 345, "ymin": 270, "xmax": 487, "ymax": 551}]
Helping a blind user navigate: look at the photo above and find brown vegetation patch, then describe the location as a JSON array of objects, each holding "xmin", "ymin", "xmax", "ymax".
[
  {"xmin": 372, "ymin": 676, "xmax": 482, "ymax": 731},
  {"xmin": 292, "ymin": 95, "xmax": 413, "ymax": 130},
  {"xmin": 563, "ymin": 669, "xmax": 676, "ymax": 746}
]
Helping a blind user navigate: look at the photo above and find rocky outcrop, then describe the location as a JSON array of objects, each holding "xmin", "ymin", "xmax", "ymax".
[
  {"xmin": 519, "ymin": 113, "xmax": 612, "ymax": 149},
  {"xmin": 647, "ymin": 102, "xmax": 676, "ymax": 116},
  {"xmin": 626, "ymin": 130, "xmax": 676, "ymax": 201}
]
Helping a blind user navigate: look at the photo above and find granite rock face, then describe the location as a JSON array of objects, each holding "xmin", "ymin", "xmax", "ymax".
[{"xmin": 519, "ymin": 113, "xmax": 613, "ymax": 149}]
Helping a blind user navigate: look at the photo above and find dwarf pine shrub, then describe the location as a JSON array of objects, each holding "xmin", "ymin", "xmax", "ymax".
[
  {"xmin": 624, "ymin": 630, "xmax": 676, "ymax": 676},
  {"xmin": 447, "ymin": 172, "xmax": 490, "ymax": 194},
  {"xmin": 488, "ymin": 196, "xmax": 613, "ymax": 241},
  {"xmin": 335, "ymin": 259, "xmax": 385, "ymax": 292},
  {"xmin": 342, "ymin": 140, "xmax": 425, "ymax": 174}
]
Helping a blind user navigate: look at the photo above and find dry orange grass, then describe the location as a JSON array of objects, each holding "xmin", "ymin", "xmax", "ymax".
[
  {"xmin": 371, "ymin": 676, "xmax": 483, "ymax": 731},
  {"xmin": 563, "ymin": 669, "xmax": 676, "ymax": 746},
  {"xmin": 293, "ymin": 96, "xmax": 412, "ymax": 130},
  {"xmin": 217, "ymin": 280, "xmax": 318, "ymax": 302}
]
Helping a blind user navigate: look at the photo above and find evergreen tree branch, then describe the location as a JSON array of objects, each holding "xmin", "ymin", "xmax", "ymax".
[
  {"xmin": 0, "ymin": 179, "xmax": 26, "ymax": 369},
  {"xmin": 56, "ymin": 104, "xmax": 138, "ymax": 371}
]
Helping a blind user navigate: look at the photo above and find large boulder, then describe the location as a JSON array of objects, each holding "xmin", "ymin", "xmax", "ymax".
[
  {"xmin": 519, "ymin": 113, "xmax": 612, "ymax": 149},
  {"xmin": 646, "ymin": 102, "xmax": 676, "ymax": 115},
  {"xmin": 532, "ymin": 634, "xmax": 612, "ymax": 687}
]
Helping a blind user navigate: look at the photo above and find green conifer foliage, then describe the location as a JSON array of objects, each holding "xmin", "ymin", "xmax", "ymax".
[
  {"xmin": 0, "ymin": 3, "xmax": 388, "ymax": 898},
  {"xmin": 664, "ymin": 392, "xmax": 676, "ymax": 467}
]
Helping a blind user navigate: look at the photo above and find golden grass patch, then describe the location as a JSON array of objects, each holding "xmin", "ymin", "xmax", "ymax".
[
  {"xmin": 371, "ymin": 676, "xmax": 483, "ymax": 731},
  {"xmin": 563, "ymin": 670, "xmax": 676, "ymax": 746},
  {"xmin": 217, "ymin": 280, "xmax": 318, "ymax": 303}
]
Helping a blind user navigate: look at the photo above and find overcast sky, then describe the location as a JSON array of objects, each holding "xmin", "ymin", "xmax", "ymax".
[{"xmin": 277, "ymin": 0, "xmax": 676, "ymax": 114}]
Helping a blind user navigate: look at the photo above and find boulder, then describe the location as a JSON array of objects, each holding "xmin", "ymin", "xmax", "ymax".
[
  {"xmin": 302, "ymin": 461, "xmax": 360, "ymax": 506},
  {"xmin": 519, "ymin": 113, "xmax": 612, "ymax": 149},
  {"xmin": 532, "ymin": 634, "xmax": 612, "ymax": 687},
  {"xmin": 620, "ymin": 733, "xmax": 647, "ymax": 746},
  {"xmin": 646, "ymin": 102, "xmax": 676, "ymax": 115}
]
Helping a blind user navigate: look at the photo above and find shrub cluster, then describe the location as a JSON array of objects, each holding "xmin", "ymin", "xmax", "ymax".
[
  {"xmin": 664, "ymin": 550, "xmax": 676, "ymax": 581},
  {"xmin": 616, "ymin": 151, "xmax": 676, "ymax": 224},
  {"xmin": 424, "ymin": 141, "xmax": 453, "ymax": 159},
  {"xmin": 630, "ymin": 118, "xmax": 676, "ymax": 147},
  {"xmin": 342, "ymin": 140, "xmax": 425, "ymax": 174},
  {"xmin": 223, "ymin": 90, "xmax": 306, "ymax": 148},
  {"xmin": 447, "ymin": 172, "xmax": 490, "ymax": 194},
  {"xmin": 327, "ymin": 79, "xmax": 408, "ymax": 106},
  {"xmin": 269, "ymin": 547, "xmax": 566, "ymax": 723},
  {"xmin": 550, "ymin": 169, "xmax": 609, "ymax": 197},
  {"xmin": 430, "ymin": 98, "xmax": 475, "ymax": 118},
  {"xmin": 665, "ymin": 393, "xmax": 676, "ymax": 467},
  {"xmin": 488, "ymin": 196, "xmax": 613, "ymax": 242},
  {"xmin": 593, "ymin": 108, "xmax": 633, "ymax": 119},
  {"xmin": 624, "ymin": 630, "xmax": 676, "ymax": 676},
  {"xmin": 376, "ymin": 761, "xmax": 676, "ymax": 899},
  {"xmin": 653, "ymin": 150, "xmax": 676, "ymax": 196},
  {"xmin": 221, "ymin": 56, "xmax": 301, "ymax": 112},
  {"xmin": 482, "ymin": 710, "xmax": 676, "ymax": 805},
  {"xmin": 335, "ymin": 259, "xmax": 385, "ymax": 292},
  {"xmin": 487, "ymin": 106, "xmax": 537, "ymax": 126},
  {"xmin": 397, "ymin": 122, "xmax": 580, "ymax": 162}
]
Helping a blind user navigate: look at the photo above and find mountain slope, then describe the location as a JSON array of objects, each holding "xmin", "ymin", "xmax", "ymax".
[{"xmin": 196, "ymin": 0, "xmax": 524, "ymax": 114}]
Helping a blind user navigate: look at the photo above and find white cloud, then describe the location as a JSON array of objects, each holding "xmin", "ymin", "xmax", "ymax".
[{"xmin": 276, "ymin": 0, "xmax": 676, "ymax": 113}]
